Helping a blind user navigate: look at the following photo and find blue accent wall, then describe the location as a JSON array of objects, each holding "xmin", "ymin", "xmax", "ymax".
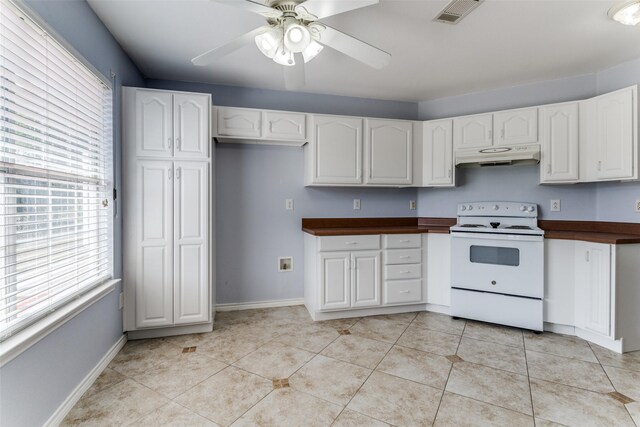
[{"xmin": 0, "ymin": 1, "xmax": 144, "ymax": 426}]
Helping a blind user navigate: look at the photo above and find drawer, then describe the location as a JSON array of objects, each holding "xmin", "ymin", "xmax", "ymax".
[
  {"xmin": 385, "ymin": 249, "xmax": 421, "ymax": 265},
  {"xmin": 318, "ymin": 235, "xmax": 380, "ymax": 252},
  {"xmin": 385, "ymin": 263, "xmax": 421, "ymax": 280},
  {"xmin": 384, "ymin": 234, "xmax": 421, "ymax": 249},
  {"xmin": 384, "ymin": 280, "xmax": 423, "ymax": 304}
]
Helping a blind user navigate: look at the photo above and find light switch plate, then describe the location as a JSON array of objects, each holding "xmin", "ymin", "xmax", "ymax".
[
  {"xmin": 285, "ymin": 199, "xmax": 294, "ymax": 210},
  {"xmin": 550, "ymin": 199, "xmax": 561, "ymax": 212},
  {"xmin": 353, "ymin": 199, "xmax": 361, "ymax": 210}
]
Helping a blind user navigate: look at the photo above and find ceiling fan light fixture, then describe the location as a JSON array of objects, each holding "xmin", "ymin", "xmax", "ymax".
[
  {"xmin": 302, "ymin": 40, "xmax": 323, "ymax": 63},
  {"xmin": 609, "ymin": 0, "xmax": 640, "ymax": 25},
  {"xmin": 284, "ymin": 23, "xmax": 311, "ymax": 53},
  {"xmin": 255, "ymin": 27, "xmax": 281, "ymax": 58},
  {"xmin": 273, "ymin": 44, "xmax": 296, "ymax": 66}
]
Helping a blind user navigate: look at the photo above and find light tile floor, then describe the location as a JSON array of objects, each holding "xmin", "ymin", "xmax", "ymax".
[{"xmin": 62, "ymin": 307, "xmax": 639, "ymax": 426}]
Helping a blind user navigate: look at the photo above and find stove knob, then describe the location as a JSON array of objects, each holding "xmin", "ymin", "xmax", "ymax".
[
  {"xmin": 527, "ymin": 206, "xmax": 535, "ymax": 213},
  {"xmin": 460, "ymin": 205, "xmax": 467, "ymax": 211},
  {"xmin": 520, "ymin": 205, "xmax": 526, "ymax": 212},
  {"xmin": 467, "ymin": 205, "xmax": 473, "ymax": 211},
  {"xmin": 493, "ymin": 204, "xmax": 499, "ymax": 211}
]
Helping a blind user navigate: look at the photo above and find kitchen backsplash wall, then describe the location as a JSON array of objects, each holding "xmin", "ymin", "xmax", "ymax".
[{"xmin": 418, "ymin": 57, "xmax": 640, "ymax": 223}]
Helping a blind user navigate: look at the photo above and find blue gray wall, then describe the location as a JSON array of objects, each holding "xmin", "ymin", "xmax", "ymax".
[
  {"xmin": 146, "ymin": 79, "xmax": 418, "ymax": 304},
  {"xmin": 0, "ymin": 1, "xmax": 144, "ymax": 426},
  {"xmin": 417, "ymin": 60, "xmax": 640, "ymax": 223}
]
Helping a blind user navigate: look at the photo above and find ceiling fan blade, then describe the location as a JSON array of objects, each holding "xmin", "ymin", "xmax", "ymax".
[
  {"xmin": 213, "ymin": 0, "xmax": 283, "ymax": 19},
  {"xmin": 192, "ymin": 26, "xmax": 270, "ymax": 66},
  {"xmin": 315, "ymin": 25, "xmax": 390, "ymax": 69},
  {"xmin": 284, "ymin": 53, "xmax": 306, "ymax": 90},
  {"xmin": 296, "ymin": 0, "xmax": 378, "ymax": 20}
]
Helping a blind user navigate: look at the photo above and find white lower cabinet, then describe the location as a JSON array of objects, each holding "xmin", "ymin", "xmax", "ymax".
[
  {"xmin": 305, "ymin": 234, "xmax": 425, "ymax": 319},
  {"xmin": 574, "ymin": 242, "xmax": 611, "ymax": 337}
]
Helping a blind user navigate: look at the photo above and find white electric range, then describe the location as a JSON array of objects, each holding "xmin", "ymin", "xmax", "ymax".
[{"xmin": 449, "ymin": 201, "xmax": 544, "ymax": 331}]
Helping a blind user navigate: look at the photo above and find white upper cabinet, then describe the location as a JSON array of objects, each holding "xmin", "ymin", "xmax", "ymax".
[
  {"xmin": 364, "ymin": 119, "xmax": 412, "ymax": 185},
  {"xmin": 310, "ymin": 115, "xmax": 363, "ymax": 185},
  {"xmin": 264, "ymin": 111, "xmax": 306, "ymax": 141},
  {"xmin": 596, "ymin": 87, "xmax": 635, "ymax": 180},
  {"xmin": 216, "ymin": 107, "xmax": 262, "ymax": 138},
  {"xmin": 539, "ymin": 103, "xmax": 579, "ymax": 183},
  {"xmin": 423, "ymin": 119, "xmax": 454, "ymax": 186},
  {"xmin": 453, "ymin": 114, "xmax": 493, "ymax": 149},
  {"xmin": 136, "ymin": 90, "xmax": 173, "ymax": 158},
  {"xmin": 134, "ymin": 89, "xmax": 210, "ymax": 159},
  {"xmin": 173, "ymin": 93, "xmax": 210, "ymax": 159},
  {"xmin": 494, "ymin": 107, "xmax": 538, "ymax": 146}
]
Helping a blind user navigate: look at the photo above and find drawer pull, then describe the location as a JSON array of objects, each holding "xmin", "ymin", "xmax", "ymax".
[
  {"xmin": 399, "ymin": 239, "xmax": 411, "ymax": 243},
  {"xmin": 345, "ymin": 242, "xmax": 358, "ymax": 245},
  {"xmin": 400, "ymin": 270, "xmax": 411, "ymax": 274},
  {"xmin": 399, "ymin": 290, "xmax": 411, "ymax": 294},
  {"xmin": 399, "ymin": 255, "xmax": 411, "ymax": 259}
]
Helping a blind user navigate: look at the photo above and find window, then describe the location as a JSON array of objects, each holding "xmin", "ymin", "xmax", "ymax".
[{"xmin": 0, "ymin": 1, "xmax": 113, "ymax": 341}]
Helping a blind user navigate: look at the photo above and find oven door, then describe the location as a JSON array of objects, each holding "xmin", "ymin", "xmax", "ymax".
[{"xmin": 451, "ymin": 232, "xmax": 543, "ymax": 298}]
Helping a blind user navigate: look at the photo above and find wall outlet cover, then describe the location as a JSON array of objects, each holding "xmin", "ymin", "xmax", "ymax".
[
  {"xmin": 550, "ymin": 199, "xmax": 561, "ymax": 212},
  {"xmin": 353, "ymin": 199, "xmax": 361, "ymax": 210},
  {"xmin": 409, "ymin": 200, "xmax": 416, "ymax": 210},
  {"xmin": 285, "ymin": 199, "xmax": 294, "ymax": 210},
  {"xmin": 636, "ymin": 200, "xmax": 640, "ymax": 213}
]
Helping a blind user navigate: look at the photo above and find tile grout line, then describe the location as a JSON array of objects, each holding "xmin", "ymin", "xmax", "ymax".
[
  {"xmin": 330, "ymin": 312, "xmax": 419, "ymax": 426},
  {"xmin": 522, "ymin": 330, "xmax": 537, "ymax": 426}
]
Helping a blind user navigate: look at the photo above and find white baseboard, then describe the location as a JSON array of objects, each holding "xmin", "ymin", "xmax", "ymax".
[
  {"xmin": 216, "ymin": 298, "xmax": 304, "ymax": 312},
  {"xmin": 45, "ymin": 335, "xmax": 127, "ymax": 427}
]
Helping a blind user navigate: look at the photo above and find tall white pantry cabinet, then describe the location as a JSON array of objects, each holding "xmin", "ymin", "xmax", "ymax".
[{"xmin": 122, "ymin": 87, "xmax": 214, "ymax": 339}]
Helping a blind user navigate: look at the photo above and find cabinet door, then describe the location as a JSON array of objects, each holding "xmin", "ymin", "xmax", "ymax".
[
  {"xmin": 174, "ymin": 93, "xmax": 209, "ymax": 159},
  {"xmin": 174, "ymin": 162, "xmax": 209, "ymax": 325},
  {"xmin": 264, "ymin": 111, "xmax": 306, "ymax": 141},
  {"xmin": 423, "ymin": 119, "xmax": 454, "ymax": 186},
  {"xmin": 136, "ymin": 90, "xmax": 173, "ymax": 158},
  {"xmin": 365, "ymin": 119, "xmax": 412, "ymax": 185},
  {"xmin": 312, "ymin": 115, "xmax": 363, "ymax": 184},
  {"xmin": 596, "ymin": 88, "xmax": 634, "ymax": 180},
  {"xmin": 540, "ymin": 103, "xmax": 579, "ymax": 183},
  {"xmin": 319, "ymin": 252, "xmax": 351, "ymax": 310},
  {"xmin": 453, "ymin": 114, "xmax": 493, "ymax": 150},
  {"xmin": 216, "ymin": 107, "xmax": 262, "ymax": 138},
  {"xmin": 575, "ymin": 242, "xmax": 611, "ymax": 337},
  {"xmin": 351, "ymin": 251, "xmax": 381, "ymax": 308},
  {"xmin": 135, "ymin": 161, "xmax": 174, "ymax": 328},
  {"xmin": 494, "ymin": 107, "xmax": 538, "ymax": 146}
]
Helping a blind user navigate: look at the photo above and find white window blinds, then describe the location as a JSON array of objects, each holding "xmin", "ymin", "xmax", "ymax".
[{"xmin": 0, "ymin": 0, "xmax": 113, "ymax": 340}]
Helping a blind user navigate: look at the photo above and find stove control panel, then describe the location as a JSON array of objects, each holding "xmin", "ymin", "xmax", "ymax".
[{"xmin": 457, "ymin": 202, "xmax": 538, "ymax": 217}]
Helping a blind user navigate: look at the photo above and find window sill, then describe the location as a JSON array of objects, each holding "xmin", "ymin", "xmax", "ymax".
[{"xmin": 0, "ymin": 279, "xmax": 120, "ymax": 368}]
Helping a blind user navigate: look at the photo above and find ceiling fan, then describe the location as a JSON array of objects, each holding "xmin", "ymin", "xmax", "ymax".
[{"xmin": 191, "ymin": 0, "xmax": 391, "ymax": 90}]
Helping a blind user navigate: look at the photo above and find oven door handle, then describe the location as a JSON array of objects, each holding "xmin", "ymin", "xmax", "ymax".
[{"xmin": 450, "ymin": 232, "xmax": 543, "ymax": 242}]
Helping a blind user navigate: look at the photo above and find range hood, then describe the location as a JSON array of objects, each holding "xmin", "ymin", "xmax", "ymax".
[{"xmin": 455, "ymin": 144, "xmax": 540, "ymax": 168}]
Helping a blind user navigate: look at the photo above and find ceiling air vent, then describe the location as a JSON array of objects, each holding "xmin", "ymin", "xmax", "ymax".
[{"xmin": 434, "ymin": 0, "xmax": 484, "ymax": 25}]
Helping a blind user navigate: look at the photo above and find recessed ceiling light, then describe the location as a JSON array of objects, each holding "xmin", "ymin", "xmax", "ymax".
[{"xmin": 609, "ymin": 0, "xmax": 640, "ymax": 26}]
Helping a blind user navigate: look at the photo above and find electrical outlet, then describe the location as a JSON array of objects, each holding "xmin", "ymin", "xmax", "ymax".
[
  {"xmin": 636, "ymin": 200, "xmax": 640, "ymax": 213},
  {"xmin": 285, "ymin": 199, "xmax": 294, "ymax": 211},
  {"xmin": 409, "ymin": 200, "xmax": 416, "ymax": 210},
  {"xmin": 550, "ymin": 199, "xmax": 561, "ymax": 212},
  {"xmin": 353, "ymin": 199, "xmax": 361, "ymax": 210}
]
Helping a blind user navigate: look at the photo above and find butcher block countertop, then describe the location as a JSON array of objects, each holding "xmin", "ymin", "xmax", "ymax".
[{"xmin": 302, "ymin": 218, "xmax": 640, "ymax": 244}]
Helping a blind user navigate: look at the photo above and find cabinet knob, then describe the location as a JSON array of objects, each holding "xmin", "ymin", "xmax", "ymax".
[
  {"xmin": 585, "ymin": 251, "xmax": 590, "ymax": 262},
  {"xmin": 448, "ymin": 169, "xmax": 452, "ymax": 178},
  {"xmin": 597, "ymin": 161, "xmax": 602, "ymax": 171},
  {"xmin": 176, "ymin": 167, "xmax": 181, "ymax": 179},
  {"xmin": 547, "ymin": 164, "xmax": 551, "ymax": 174},
  {"xmin": 168, "ymin": 169, "xmax": 172, "ymax": 180},
  {"xmin": 167, "ymin": 137, "xmax": 172, "ymax": 149},
  {"xmin": 176, "ymin": 138, "xmax": 181, "ymax": 150}
]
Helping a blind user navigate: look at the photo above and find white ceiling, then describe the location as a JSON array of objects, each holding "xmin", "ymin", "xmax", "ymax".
[{"xmin": 87, "ymin": 0, "xmax": 640, "ymax": 102}]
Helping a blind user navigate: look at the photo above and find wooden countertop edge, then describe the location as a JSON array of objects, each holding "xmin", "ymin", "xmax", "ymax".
[{"xmin": 302, "ymin": 217, "xmax": 640, "ymax": 244}]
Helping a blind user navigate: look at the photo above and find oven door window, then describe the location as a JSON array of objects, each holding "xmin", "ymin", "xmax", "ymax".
[{"xmin": 470, "ymin": 245, "xmax": 520, "ymax": 267}]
